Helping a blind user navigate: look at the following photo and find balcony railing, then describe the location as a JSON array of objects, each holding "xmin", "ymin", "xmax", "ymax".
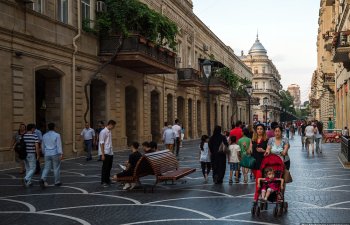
[
  {"xmin": 177, "ymin": 68, "xmax": 202, "ymax": 87},
  {"xmin": 323, "ymin": 73, "xmax": 335, "ymax": 89},
  {"xmin": 333, "ymin": 31, "xmax": 350, "ymax": 63},
  {"xmin": 100, "ymin": 34, "xmax": 176, "ymax": 74},
  {"xmin": 200, "ymin": 77, "xmax": 230, "ymax": 95}
]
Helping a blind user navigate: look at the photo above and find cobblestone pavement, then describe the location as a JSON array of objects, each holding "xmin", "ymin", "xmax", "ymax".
[{"xmin": 1, "ymin": 134, "xmax": 350, "ymax": 225}]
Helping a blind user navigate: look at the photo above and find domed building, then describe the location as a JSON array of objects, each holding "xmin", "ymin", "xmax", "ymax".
[{"xmin": 241, "ymin": 35, "xmax": 283, "ymax": 123}]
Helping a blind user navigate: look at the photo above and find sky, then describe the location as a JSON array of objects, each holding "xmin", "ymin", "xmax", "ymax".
[{"xmin": 192, "ymin": 0, "xmax": 320, "ymax": 103}]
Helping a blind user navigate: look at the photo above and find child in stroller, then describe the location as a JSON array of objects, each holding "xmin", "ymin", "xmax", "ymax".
[
  {"xmin": 258, "ymin": 167, "xmax": 284, "ymax": 201},
  {"xmin": 251, "ymin": 154, "xmax": 288, "ymax": 217}
]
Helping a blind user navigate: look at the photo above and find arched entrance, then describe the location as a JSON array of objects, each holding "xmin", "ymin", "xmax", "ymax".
[
  {"xmin": 125, "ymin": 86, "xmax": 138, "ymax": 145},
  {"xmin": 90, "ymin": 80, "xmax": 106, "ymax": 129},
  {"xmin": 197, "ymin": 100, "xmax": 201, "ymax": 136},
  {"xmin": 177, "ymin": 96, "xmax": 185, "ymax": 126},
  {"xmin": 188, "ymin": 99, "xmax": 193, "ymax": 139},
  {"xmin": 151, "ymin": 90, "xmax": 160, "ymax": 142},
  {"xmin": 167, "ymin": 94, "xmax": 173, "ymax": 124},
  {"xmin": 35, "ymin": 69, "xmax": 62, "ymax": 133}
]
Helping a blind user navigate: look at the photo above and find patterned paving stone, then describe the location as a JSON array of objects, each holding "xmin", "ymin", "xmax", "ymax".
[{"xmin": 0, "ymin": 134, "xmax": 349, "ymax": 224}]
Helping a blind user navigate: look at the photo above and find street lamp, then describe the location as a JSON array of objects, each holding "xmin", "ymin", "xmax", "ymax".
[
  {"xmin": 263, "ymin": 97, "xmax": 269, "ymax": 125},
  {"xmin": 202, "ymin": 59, "xmax": 212, "ymax": 136},
  {"xmin": 245, "ymin": 84, "xmax": 253, "ymax": 125}
]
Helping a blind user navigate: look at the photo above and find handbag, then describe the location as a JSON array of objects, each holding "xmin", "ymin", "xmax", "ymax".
[
  {"xmin": 239, "ymin": 154, "xmax": 256, "ymax": 169},
  {"xmin": 283, "ymin": 169, "xmax": 293, "ymax": 183}
]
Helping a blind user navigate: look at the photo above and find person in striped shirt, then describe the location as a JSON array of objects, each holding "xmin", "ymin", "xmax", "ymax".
[{"xmin": 22, "ymin": 123, "xmax": 40, "ymax": 187}]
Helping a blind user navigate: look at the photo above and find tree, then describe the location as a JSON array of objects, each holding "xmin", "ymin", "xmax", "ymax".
[{"xmin": 280, "ymin": 90, "xmax": 295, "ymax": 114}]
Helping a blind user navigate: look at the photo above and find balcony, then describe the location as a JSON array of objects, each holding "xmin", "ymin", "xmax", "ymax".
[
  {"xmin": 177, "ymin": 68, "xmax": 202, "ymax": 87},
  {"xmin": 323, "ymin": 73, "xmax": 335, "ymax": 91},
  {"xmin": 332, "ymin": 31, "xmax": 350, "ymax": 66},
  {"xmin": 200, "ymin": 77, "xmax": 230, "ymax": 95},
  {"xmin": 100, "ymin": 34, "xmax": 176, "ymax": 74}
]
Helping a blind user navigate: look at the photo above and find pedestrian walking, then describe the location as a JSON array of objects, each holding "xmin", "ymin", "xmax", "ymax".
[
  {"xmin": 228, "ymin": 136, "xmax": 241, "ymax": 184},
  {"xmin": 305, "ymin": 121, "xmax": 315, "ymax": 155},
  {"xmin": 314, "ymin": 122, "xmax": 323, "ymax": 153},
  {"xmin": 172, "ymin": 119, "xmax": 181, "ymax": 156},
  {"xmin": 199, "ymin": 135, "xmax": 211, "ymax": 183},
  {"xmin": 95, "ymin": 121, "xmax": 105, "ymax": 161},
  {"xmin": 238, "ymin": 128, "xmax": 251, "ymax": 183},
  {"xmin": 163, "ymin": 124, "xmax": 175, "ymax": 153},
  {"xmin": 327, "ymin": 117, "xmax": 334, "ymax": 133},
  {"xmin": 11, "ymin": 123, "xmax": 26, "ymax": 174},
  {"xmin": 300, "ymin": 120, "xmax": 307, "ymax": 148},
  {"xmin": 80, "ymin": 122, "xmax": 95, "ymax": 161},
  {"xmin": 34, "ymin": 124, "xmax": 43, "ymax": 174},
  {"xmin": 100, "ymin": 120, "xmax": 116, "ymax": 187},
  {"xmin": 39, "ymin": 123, "xmax": 63, "ymax": 188},
  {"xmin": 209, "ymin": 125, "xmax": 228, "ymax": 184},
  {"xmin": 22, "ymin": 124, "xmax": 40, "ymax": 187}
]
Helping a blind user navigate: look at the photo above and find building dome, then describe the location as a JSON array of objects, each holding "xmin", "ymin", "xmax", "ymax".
[{"xmin": 249, "ymin": 35, "xmax": 267, "ymax": 56}]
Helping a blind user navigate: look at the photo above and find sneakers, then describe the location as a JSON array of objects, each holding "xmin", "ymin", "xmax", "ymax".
[
  {"xmin": 129, "ymin": 183, "xmax": 136, "ymax": 190},
  {"xmin": 123, "ymin": 183, "xmax": 131, "ymax": 190}
]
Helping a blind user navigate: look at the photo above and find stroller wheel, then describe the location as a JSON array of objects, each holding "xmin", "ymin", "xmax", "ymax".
[
  {"xmin": 251, "ymin": 205, "xmax": 256, "ymax": 216},
  {"xmin": 284, "ymin": 202, "xmax": 288, "ymax": 212},
  {"xmin": 256, "ymin": 206, "xmax": 261, "ymax": 216},
  {"xmin": 277, "ymin": 204, "xmax": 283, "ymax": 216},
  {"xmin": 273, "ymin": 206, "xmax": 278, "ymax": 217}
]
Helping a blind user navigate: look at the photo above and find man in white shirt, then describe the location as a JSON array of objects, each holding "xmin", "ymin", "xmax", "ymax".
[
  {"xmin": 100, "ymin": 120, "xmax": 116, "ymax": 187},
  {"xmin": 172, "ymin": 119, "xmax": 181, "ymax": 156},
  {"xmin": 80, "ymin": 122, "xmax": 95, "ymax": 161},
  {"xmin": 163, "ymin": 125, "xmax": 175, "ymax": 153}
]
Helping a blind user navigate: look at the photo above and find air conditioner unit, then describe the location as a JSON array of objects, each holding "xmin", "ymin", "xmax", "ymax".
[{"xmin": 96, "ymin": 1, "xmax": 106, "ymax": 13}]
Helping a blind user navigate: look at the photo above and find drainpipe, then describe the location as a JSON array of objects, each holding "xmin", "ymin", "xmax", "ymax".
[{"xmin": 72, "ymin": 0, "xmax": 81, "ymax": 153}]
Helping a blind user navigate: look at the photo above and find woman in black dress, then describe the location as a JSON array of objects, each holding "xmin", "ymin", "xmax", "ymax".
[
  {"xmin": 250, "ymin": 123, "xmax": 268, "ymax": 200},
  {"xmin": 209, "ymin": 126, "xmax": 228, "ymax": 184}
]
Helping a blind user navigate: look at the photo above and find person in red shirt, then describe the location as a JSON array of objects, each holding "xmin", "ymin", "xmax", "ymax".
[{"xmin": 229, "ymin": 121, "xmax": 243, "ymax": 142}]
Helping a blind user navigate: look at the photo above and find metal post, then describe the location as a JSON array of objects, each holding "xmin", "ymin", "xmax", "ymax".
[
  {"xmin": 248, "ymin": 96, "xmax": 251, "ymax": 125},
  {"xmin": 206, "ymin": 78, "xmax": 211, "ymax": 136}
]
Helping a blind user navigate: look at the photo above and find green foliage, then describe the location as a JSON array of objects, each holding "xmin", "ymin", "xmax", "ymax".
[
  {"xmin": 96, "ymin": 0, "xmax": 178, "ymax": 50},
  {"xmin": 216, "ymin": 67, "xmax": 252, "ymax": 97},
  {"xmin": 82, "ymin": 19, "xmax": 97, "ymax": 34},
  {"xmin": 280, "ymin": 90, "xmax": 295, "ymax": 113}
]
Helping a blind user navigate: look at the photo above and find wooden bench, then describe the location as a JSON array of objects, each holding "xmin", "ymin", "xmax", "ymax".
[
  {"xmin": 116, "ymin": 150, "xmax": 196, "ymax": 192},
  {"xmin": 144, "ymin": 150, "xmax": 196, "ymax": 190},
  {"xmin": 115, "ymin": 156, "xmax": 153, "ymax": 184}
]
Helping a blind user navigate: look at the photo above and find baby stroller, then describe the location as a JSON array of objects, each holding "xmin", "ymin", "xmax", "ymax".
[{"xmin": 251, "ymin": 154, "xmax": 288, "ymax": 217}]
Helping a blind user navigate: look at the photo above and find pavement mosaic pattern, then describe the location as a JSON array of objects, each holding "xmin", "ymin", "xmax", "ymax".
[{"xmin": 1, "ymin": 135, "xmax": 350, "ymax": 225}]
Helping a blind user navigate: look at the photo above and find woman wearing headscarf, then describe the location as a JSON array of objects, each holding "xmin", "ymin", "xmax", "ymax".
[
  {"xmin": 209, "ymin": 125, "xmax": 228, "ymax": 184},
  {"xmin": 250, "ymin": 123, "xmax": 268, "ymax": 200}
]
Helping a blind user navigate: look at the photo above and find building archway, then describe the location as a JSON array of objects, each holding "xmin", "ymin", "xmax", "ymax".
[
  {"xmin": 35, "ymin": 69, "xmax": 62, "ymax": 133},
  {"xmin": 188, "ymin": 99, "xmax": 193, "ymax": 139},
  {"xmin": 125, "ymin": 86, "xmax": 138, "ymax": 145},
  {"xmin": 177, "ymin": 96, "xmax": 185, "ymax": 126},
  {"xmin": 167, "ymin": 94, "xmax": 173, "ymax": 124},
  {"xmin": 90, "ymin": 79, "xmax": 106, "ymax": 129},
  {"xmin": 151, "ymin": 90, "xmax": 160, "ymax": 142}
]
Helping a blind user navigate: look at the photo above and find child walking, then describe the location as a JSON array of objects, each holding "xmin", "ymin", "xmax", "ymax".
[
  {"xmin": 258, "ymin": 167, "xmax": 284, "ymax": 201},
  {"xmin": 228, "ymin": 136, "xmax": 241, "ymax": 184},
  {"xmin": 200, "ymin": 135, "xmax": 211, "ymax": 183}
]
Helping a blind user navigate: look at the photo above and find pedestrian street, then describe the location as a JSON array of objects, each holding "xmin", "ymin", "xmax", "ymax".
[{"xmin": 0, "ymin": 134, "xmax": 350, "ymax": 225}]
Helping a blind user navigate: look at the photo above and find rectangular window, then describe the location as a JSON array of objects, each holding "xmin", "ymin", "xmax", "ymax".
[
  {"xmin": 58, "ymin": 0, "xmax": 68, "ymax": 23},
  {"xmin": 82, "ymin": 0, "xmax": 90, "ymax": 20},
  {"xmin": 32, "ymin": 0, "xmax": 43, "ymax": 13},
  {"xmin": 263, "ymin": 82, "xmax": 266, "ymax": 90},
  {"xmin": 255, "ymin": 82, "xmax": 258, "ymax": 89}
]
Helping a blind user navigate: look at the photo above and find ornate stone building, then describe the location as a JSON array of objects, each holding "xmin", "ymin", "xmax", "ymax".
[
  {"xmin": 287, "ymin": 84, "xmax": 301, "ymax": 109},
  {"xmin": 311, "ymin": 0, "xmax": 336, "ymax": 126},
  {"xmin": 0, "ymin": 0, "xmax": 253, "ymax": 166},
  {"xmin": 240, "ymin": 36, "xmax": 282, "ymax": 123}
]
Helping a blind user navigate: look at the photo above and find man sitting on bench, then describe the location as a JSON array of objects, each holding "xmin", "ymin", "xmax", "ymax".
[{"xmin": 113, "ymin": 142, "xmax": 142, "ymax": 190}]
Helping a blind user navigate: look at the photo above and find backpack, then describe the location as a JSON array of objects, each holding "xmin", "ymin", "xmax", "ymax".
[{"xmin": 15, "ymin": 135, "xmax": 27, "ymax": 160}]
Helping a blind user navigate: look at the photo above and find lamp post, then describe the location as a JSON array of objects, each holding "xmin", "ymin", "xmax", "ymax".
[
  {"xmin": 245, "ymin": 84, "xmax": 253, "ymax": 125},
  {"xmin": 202, "ymin": 59, "xmax": 212, "ymax": 136},
  {"xmin": 263, "ymin": 97, "xmax": 269, "ymax": 125}
]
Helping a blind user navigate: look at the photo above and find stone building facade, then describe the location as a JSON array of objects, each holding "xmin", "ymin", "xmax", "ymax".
[
  {"xmin": 287, "ymin": 84, "xmax": 301, "ymax": 109},
  {"xmin": 311, "ymin": 0, "xmax": 336, "ymax": 126},
  {"xmin": 240, "ymin": 36, "xmax": 282, "ymax": 123},
  {"xmin": 313, "ymin": 0, "xmax": 350, "ymax": 129},
  {"xmin": 0, "ymin": 0, "xmax": 253, "ymax": 166}
]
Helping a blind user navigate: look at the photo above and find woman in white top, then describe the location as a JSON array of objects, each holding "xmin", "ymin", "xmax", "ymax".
[
  {"xmin": 200, "ymin": 135, "xmax": 211, "ymax": 183},
  {"xmin": 314, "ymin": 122, "xmax": 323, "ymax": 153},
  {"xmin": 304, "ymin": 121, "xmax": 316, "ymax": 155},
  {"xmin": 265, "ymin": 126, "xmax": 290, "ymax": 170}
]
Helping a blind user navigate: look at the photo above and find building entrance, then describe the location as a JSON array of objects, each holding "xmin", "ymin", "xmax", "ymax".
[
  {"xmin": 125, "ymin": 86, "xmax": 138, "ymax": 145},
  {"xmin": 90, "ymin": 80, "xmax": 106, "ymax": 129}
]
